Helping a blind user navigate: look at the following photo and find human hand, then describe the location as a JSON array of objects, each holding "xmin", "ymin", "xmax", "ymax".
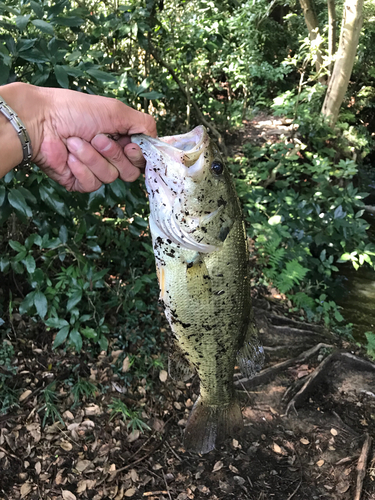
[{"xmin": 5, "ymin": 83, "xmax": 156, "ymax": 192}]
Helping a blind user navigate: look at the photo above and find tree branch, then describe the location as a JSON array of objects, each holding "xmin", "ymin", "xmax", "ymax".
[{"xmin": 148, "ymin": 42, "xmax": 227, "ymax": 155}]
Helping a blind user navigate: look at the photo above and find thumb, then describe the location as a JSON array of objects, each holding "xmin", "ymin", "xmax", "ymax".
[{"xmin": 124, "ymin": 143, "xmax": 147, "ymax": 169}]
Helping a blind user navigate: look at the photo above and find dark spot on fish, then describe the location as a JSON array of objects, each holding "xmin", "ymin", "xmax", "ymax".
[
  {"xmin": 218, "ymin": 196, "xmax": 227, "ymax": 207},
  {"xmin": 219, "ymin": 226, "xmax": 230, "ymax": 242},
  {"xmin": 187, "ymin": 262, "xmax": 193, "ymax": 269}
]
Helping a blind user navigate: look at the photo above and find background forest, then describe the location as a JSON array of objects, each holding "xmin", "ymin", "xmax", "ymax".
[{"xmin": 0, "ymin": 0, "xmax": 375, "ymax": 414}]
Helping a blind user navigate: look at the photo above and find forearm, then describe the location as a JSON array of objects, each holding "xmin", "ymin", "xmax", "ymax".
[{"xmin": 0, "ymin": 83, "xmax": 44, "ymax": 177}]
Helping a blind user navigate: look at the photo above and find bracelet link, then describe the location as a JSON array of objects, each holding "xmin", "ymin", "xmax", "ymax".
[{"xmin": 0, "ymin": 94, "xmax": 33, "ymax": 168}]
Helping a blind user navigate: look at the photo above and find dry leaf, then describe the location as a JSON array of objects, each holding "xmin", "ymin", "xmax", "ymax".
[
  {"xmin": 59, "ymin": 440, "xmax": 73, "ymax": 451},
  {"xmin": 272, "ymin": 442, "xmax": 287, "ymax": 455},
  {"xmin": 85, "ymin": 404, "xmax": 101, "ymax": 416},
  {"xmin": 35, "ymin": 462, "xmax": 41, "ymax": 475},
  {"xmin": 127, "ymin": 430, "xmax": 140, "ymax": 443},
  {"xmin": 122, "ymin": 356, "xmax": 130, "ymax": 373},
  {"xmin": 130, "ymin": 469, "xmax": 139, "ymax": 482},
  {"xmin": 229, "ymin": 464, "xmax": 239, "ymax": 473},
  {"xmin": 330, "ymin": 428, "xmax": 338, "ymax": 436},
  {"xmin": 26, "ymin": 423, "xmax": 41, "ymax": 442},
  {"xmin": 19, "ymin": 390, "xmax": 32, "ymax": 402},
  {"xmin": 62, "ymin": 491, "xmax": 77, "ymax": 500},
  {"xmin": 77, "ymin": 479, "xmax": 96, "ymax": 493},
  {"xmin": 336, "ymin": 481, "xmax": 350, "ymax": 493},
  {"xmin": 316, "ymin": 460, "xmax": 325, "ymax": 467},
  {"xmin": 159, "ymin": 370, "xmax": 168, "ymax": 382},
  {"xmin": 213, "ymin": 460, "xmax": 224, "ymax": 472},
  {"xmin": 111, "ymin": 349, "xmax": 123, "ymax": 361},
  {"xmin": 20, "ymin": 482, "xmax": 32, "ymax": 498},
  {"xmin": 300, "ymin": 438, "xmax": 310, "ymax": 445},
  {"xmin": 124, "ymin": 488, "xmax": 136, "ymax": 497},
  {"xmin": 232, "ymin": 439, "xmax": 240, "ymax": 449},
  {"xmin": 76, "ymin": 459, "xmax": 92, "ymax": 472},
  {"xmin": 63, "ymin": 410, "xmax": 74, "ymax": 420}
]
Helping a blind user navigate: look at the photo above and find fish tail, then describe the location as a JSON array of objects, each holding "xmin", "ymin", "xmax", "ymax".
[{"xmin": 184, "ymin": 397, "xmax": 243, "ymax": 454}]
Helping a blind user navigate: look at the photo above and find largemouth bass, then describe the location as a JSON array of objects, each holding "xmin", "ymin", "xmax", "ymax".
[{"xmin": 131, "ymin": 126, "xmax": 264, "ymax": 454}]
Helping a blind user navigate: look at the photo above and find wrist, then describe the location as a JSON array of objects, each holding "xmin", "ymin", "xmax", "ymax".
[{"xmin": 0, "ymin": 83, "xmax": 46, "ymax": 164}]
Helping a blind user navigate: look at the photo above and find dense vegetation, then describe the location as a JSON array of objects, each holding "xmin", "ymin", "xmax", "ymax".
[{"xmin": 1, "ymin": 0, "xmax": 375, "ymax": 408}]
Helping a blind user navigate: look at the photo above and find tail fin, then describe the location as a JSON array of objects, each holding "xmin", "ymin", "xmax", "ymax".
[{"xmin": 184, "ymin": 397, "xmax": 243, "ymax": 454}]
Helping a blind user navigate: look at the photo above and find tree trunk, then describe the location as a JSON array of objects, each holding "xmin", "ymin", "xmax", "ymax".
[
  {"xmin": 321, "ymin": 0, "xmax": 364, "ymax": 127},
  {"xmin": 327, "ymin": 0, "xmax": 337, "ymax": 74},
  {"xmin": 299, "ymin": 0, "xmax": 325, "ymax": 82}
]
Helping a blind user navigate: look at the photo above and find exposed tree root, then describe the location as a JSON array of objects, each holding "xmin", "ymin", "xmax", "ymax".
[
  {"xmin": 286, "ymin": 351, "xmax": 375, "ymax": 415},
  {"xmin": 354, "ymin": 433, "xmax": 372, "ymax": 500},
  {"xmin": 234, "ymin": 343, "xmax": 333, "ymax": 389}
]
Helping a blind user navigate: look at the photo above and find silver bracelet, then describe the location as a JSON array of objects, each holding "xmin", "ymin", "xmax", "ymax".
[{"xmin": 0, "ymin": 94, "xmax": 33, "ymax": 167}]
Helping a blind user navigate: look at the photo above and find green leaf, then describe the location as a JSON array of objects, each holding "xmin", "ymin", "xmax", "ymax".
[
  {"xmin": 19, "ymin": 291, "xmax": 36, "ymax": 315},
  {"xmin": 67, "ymin": 290, "xmax": 82, "ymax": 312},
  {"xmin": 46, "ymin": 318, "xmax": 69, "ymax": 329},
  {"xmin": 0, "ymin": 256, "xmax": 10, "ymax": 273},
  {"xmin": 8, "ymin": 188, "xmax": 32, "ymax": 217},
  {"xmin": 109, "ymin": 179, "xmax": 127, "ymax": 200},
  {"xmin": 59, "ymin": 225, "xmax": 68, "ymax": 244},
  {"xmin": 24, "ymin": 255, "xmax": 36, "ymax": 274},
  {"xmin": 19, "ymin": 48, "xmax": 49, "ymax": 63},
  {"xmin": 53, "ymin": 16, "xmax": 84, "ymax": 27},
  {"xmin": 34, "ymin": 291, "xmax": 48, "ymax": 318},
  {"xmin": 15, "ymin": 15, "xmax": 31, "ymax": 31},
  {"xmin": 29, "ymin": 0, "xmax": 44, "ymax": 18},
  {"xmin": 86, "ymin": 68, "xmax": 117, "ymax": 83},
  {"xmin": 69, "ymin": 328, "xmax": 83, "ymax": 352},
  {"xmin": 81, "ymin": 327, "xmax": 97, "ymax": 339},
  {"xmin": 53, "ymin": 325, "xmax": 70, "ymax": 349},
  {"xmin": 32, "ymin": 19, "xmax": 54, "ymax": 35},
  {"xmin": 139, "ymin": 91, "xmax": 164, "ymax": 100},
  {"xmin": 54, "ymin": 64, "xmax": 69, "ymax": 88},
  {"xmin": 0, "ymin": 62, "xmax": 9, "ymax": 85},
  {"xmin": 98, "ymin": 335, "xmax": 108, "ymax": 351},
  {"xmin": 9, "ymin": 240, "xmax": 26, "ymax": 252},
  {"xmin": 0, "ymin": 1, "xmax": 20, "ymax": 15},
  {"xmin": 39, "ymin": 184, "xmax": 70, "ymax": 217},
  {"xmin": 25, "ymin": 234, "xmax": 42, "ymax": 249}
]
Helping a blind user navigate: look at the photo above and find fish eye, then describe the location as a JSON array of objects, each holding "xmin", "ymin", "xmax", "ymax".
[{"xmin": 211, "ymin": 160, "xmax": 223, "ymax": 175}]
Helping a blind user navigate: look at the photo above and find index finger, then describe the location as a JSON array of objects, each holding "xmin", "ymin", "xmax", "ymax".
[{"xmin": 107, "ymin": 101, "xmax": 157, "ymax": 138}]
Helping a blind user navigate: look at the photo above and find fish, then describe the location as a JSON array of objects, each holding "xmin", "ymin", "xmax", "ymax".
[{"xmin": 131, "ymin": 126, "xmax": 264, "ymax": 454}]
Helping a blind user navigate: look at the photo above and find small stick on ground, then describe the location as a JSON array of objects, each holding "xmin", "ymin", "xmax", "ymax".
[
  {"xmin": 286, "ymin": 351, "xmax": 338, "ymax": 415},
  {"xmin": 354, "ymin": 433, "xmax": 372, "ymax": 500},
  {"xmin": 235, "ymin": 343, "xmax": 333, "ymax": 389}
]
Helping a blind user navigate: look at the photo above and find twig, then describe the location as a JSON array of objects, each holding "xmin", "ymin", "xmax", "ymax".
[
  {"xmin": 235, "ymin": 343, "xmax": 333, "ymax": 389},
  {"xmin": 354, "ymin": 433, "xmax": 372, "ymax": 500},
  {"xmin": 166, "ymin": 440, "xmax": 182, "ymax": 461},
  {"xmin": 286, "ymin": 449, "xmax": 302, "ymax": 500},
  {"xmin": 162, "ymin": 470, "xmax": 173, "ymax": 500},
  {"xmin": 148, "ymin": 41, "xmax": 226, "ymax": 154}
]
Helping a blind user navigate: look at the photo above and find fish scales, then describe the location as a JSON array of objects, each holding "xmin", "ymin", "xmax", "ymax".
[{"xmin": 131, "ymin": 126, "xmax": 263, "ymax": 453}]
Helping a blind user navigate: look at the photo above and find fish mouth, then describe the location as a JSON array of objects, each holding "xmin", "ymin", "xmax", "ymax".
[{"xmin": 131, "ymin": 126, "xmax": 219, "ymax": 253}]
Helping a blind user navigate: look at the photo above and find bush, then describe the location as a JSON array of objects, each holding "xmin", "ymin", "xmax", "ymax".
[{"xmin": 230, "ymin": 111, "xmax": 375, "ymax": 323}]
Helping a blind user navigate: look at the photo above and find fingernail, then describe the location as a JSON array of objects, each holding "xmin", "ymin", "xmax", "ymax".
[
  {"xmin": 92, "ymin": 134, "xmax": 112, "ymax": 152},
  {"xmin": 67, "ymin": 137, "xmax": 83, "ymax": 153},
  {"xmin": 68, "ymin": 153, "xmax": 78, "ymax": 163}
]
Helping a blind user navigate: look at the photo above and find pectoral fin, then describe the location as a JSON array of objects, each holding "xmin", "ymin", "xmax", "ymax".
[{"xmin": 186, "ymin": 256, "xmax": 211, "ymax": 301}]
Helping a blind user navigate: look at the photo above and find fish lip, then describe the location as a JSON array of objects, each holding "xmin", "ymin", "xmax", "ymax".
[{"xmin": 131, "ymin": 125, "xmax": 208, "ymax": 169}]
